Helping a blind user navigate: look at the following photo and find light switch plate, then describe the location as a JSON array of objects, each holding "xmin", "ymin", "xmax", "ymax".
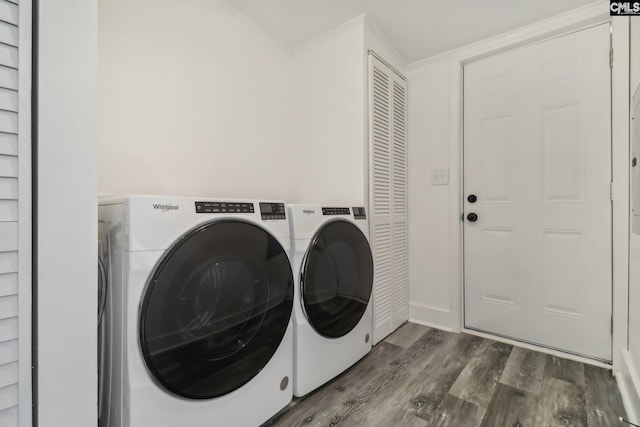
[{"xmin": 431, "ymin": 168, "xmax": 449, "ymax": 185}]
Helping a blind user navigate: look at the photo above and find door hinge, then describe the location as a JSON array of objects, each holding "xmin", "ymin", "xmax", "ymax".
[
  {"xmin": 610, "ymin": 47, "xmax": 613, "ymax": 68},
  {"xmin": 611, "ymin": 316, "xmax": 614, "ymax": 335},
  {"xmin": 610, "ymin": 182, "xmax": 614, "ymax": 201}
]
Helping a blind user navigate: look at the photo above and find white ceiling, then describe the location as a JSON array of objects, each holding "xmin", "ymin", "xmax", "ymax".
[{"xmin": 227, "ymin": 0, "xmax": 598, "ymax": 64}]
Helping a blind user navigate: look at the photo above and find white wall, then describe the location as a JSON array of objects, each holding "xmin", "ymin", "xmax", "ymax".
[
  {"xmin": 363, "ymin": 17, "xmax": 405, "ymax": 78},
  {"xmin": 98, "ymin": 3, "xmax": 409, "ymax": 207},
  {"xmin": 291, "ymin": 19, "xmax": 366, "ymax": 204},
  {"xmin": 98, "ymin": 0, "xmax": 295, "ymax": 200},
  {"xmin": 37, "ymin": 0, "xmax": 98, "ymax": 425},
  {"xmin": 406, "ymin": 59, "xmax": 454, "ymax": 328},
  {"xmin": 94, "ymin": 0, "xmax": 407, "ymax": 298},
  {"xmin": 290, "ymin": 15, "xmax": 406, "ymax": 206}
]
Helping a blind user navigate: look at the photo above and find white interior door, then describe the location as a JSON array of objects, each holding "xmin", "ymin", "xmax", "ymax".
[{"xmin": 463, "ymin": 23, "xmax": 612, "ymax": 361}]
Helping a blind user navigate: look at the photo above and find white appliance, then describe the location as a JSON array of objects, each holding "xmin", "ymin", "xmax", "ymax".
[
  {"xmin": 287, "ymin": 204, "xmax": 374, "ymax": 397},
  {"xmin": 98, "ymin": 195, "xmax": 294, "ymax": 427}
]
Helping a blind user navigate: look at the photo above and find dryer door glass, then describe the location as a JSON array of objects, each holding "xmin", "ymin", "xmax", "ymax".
[
  {"xmin": 139, "ymin": 220, "xmax": 293, "ymax": 400},
  {"xmin": 301, "ymin": 220, "xmax": 374, "ymax": 338}
]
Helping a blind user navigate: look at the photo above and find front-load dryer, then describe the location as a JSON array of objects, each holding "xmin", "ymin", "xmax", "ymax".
[
  {"xmin": 287, "ymin": 204, "xmax": 374, "ymax": 397},
  {"xmin": 98, "ymin": 196, "xmax": 294, "ymax": 427}
]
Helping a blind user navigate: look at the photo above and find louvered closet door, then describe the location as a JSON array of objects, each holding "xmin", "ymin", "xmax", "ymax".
[
  {"xmin": 369, "ymin": 54, "xmax": 408, "ymax": 344},
  {"xmin": 0, "ymin": 0, "xmax": 31, "ymax": 425}
]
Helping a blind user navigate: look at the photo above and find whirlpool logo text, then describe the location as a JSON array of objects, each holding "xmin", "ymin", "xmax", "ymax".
[{"xmin": 153, "ymin": 204, "xmax": 179, "ymax": 212}]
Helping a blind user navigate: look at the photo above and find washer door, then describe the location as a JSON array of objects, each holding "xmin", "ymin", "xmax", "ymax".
[
  {"xmin": 139, "ymin": 220, "xmax": 293, "ymax": 399},
  {"xmin": 301, "ymin": 220, "xmax": 374, "ymax": 338}
]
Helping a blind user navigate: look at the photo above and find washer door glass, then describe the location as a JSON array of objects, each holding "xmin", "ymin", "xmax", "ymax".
[
  {"xmin": 139, "ymin": 220, "xmax": 293, "ymax": 399},
  {"xmin": 301, "ymin": 220, "xmax": 374, "ymax": 338}
]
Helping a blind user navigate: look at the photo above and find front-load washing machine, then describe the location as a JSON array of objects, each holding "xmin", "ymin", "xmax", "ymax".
[
  {"xmin": 287, "ymin": 204, "xmax": 374, "ymax": 397},
  {"xmin": 98, "ymin": 196, "xmax": 294, "ymax": 427}
]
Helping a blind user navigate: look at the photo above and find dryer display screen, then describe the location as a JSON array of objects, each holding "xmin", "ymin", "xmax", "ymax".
[
  {"xmin": 352, "ymin": 207, "xmax": 367, "ymax": 219},
  {"xmin": 259, "ymin": 203, "xmax": 286, "ymax": 220}
]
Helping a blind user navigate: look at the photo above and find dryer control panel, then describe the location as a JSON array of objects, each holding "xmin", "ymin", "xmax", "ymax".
[
  {"xmin": 322, "ymin": 207, "xmax": 350, "ymax": 216},
  {"xmin": 259, "ymin": 202, "xmax": 286, "ymax": 220},
  {"xmin": 195, "ymin": 201, "xmax": 255, "ymax": 214}
]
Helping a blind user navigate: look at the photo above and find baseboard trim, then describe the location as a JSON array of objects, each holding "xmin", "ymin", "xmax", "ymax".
[
  {"xmin": 617, "ymin": 351, "xmax": 640, "ymax": 424},
  {"xmin": 408, "ymin": 303, "xmax": 452, "ymax": 331}
]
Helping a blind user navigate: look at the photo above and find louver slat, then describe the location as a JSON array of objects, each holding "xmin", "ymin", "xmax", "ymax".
[
  {"xmin": 0, "ymin": 1, "xmax": 18, "ymax": 25},
  {"xmin": 0, "ymin": 339, "xmax": 17, "ymax": 365},
  {"xmin": 0, "ymin": 177, "xmax": 16, "ymax": 199},
  {"xmin": 0, "ymin": 383, "xmax": 17, "ymax": 411},
  {"xmin": 0, "ymin": 200, "xmax": 16, "ymax": 221},
  {"xmin": 0, "ymin": 361, "xmax": 17, "ymax": 389},
  {"xmin": 0, "ymin": 406, "xmax": 17, "ymax": 425},
  {"xmin": 0, "ymin": 317, "xmax": 17, "ymax": 343},
  {"xmin": 0, "ymin": 295, "xmax": 17, "ymax": 320},
  {"xmin": 0, "ymin": 133, "xmax": 16, "ymax": 155},
  {"xmin": 0, "ymin": 273, "xmax": 16, "ymax": 296},
  {"xmin": 0, "ymin": 45, "xmax": 17, "ymax": 69},
  {"xmin": 0, "ymin": 21, "xmax": 17, "ymax": 48}
]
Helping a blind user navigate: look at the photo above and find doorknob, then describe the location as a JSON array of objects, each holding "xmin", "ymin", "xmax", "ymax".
[
  {"xmin": 466, "ymin": 213, "xmax": 478, "ymax": 222},
  {"xmin": 467, "ymin": 194, "xmax": 477, "ymax": 203}
]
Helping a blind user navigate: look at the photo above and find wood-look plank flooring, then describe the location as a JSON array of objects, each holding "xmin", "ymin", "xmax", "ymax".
[{"xmin": 264, "ymin": 323, "xmax": 627, "ymax": 427}]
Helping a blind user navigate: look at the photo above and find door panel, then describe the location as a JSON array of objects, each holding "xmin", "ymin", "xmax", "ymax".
[
  {"xmin": 481, "ymin": 115, "xmax": 515, "ymax": 202},
  {"xmin": 464, "ymin": 24, "xmax": 612, "ymax": 360},
  {"xmin": 542, "ymin": 104, "xmax": 584, "ymax": 201}
]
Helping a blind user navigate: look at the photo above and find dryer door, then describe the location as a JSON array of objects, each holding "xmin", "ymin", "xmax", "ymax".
[
  {"xmin": 301, "ymin": 220, "xmax": 374, "ymax": 338},
  {"xmin": 139, "ymin": 220, "xmax": 293, "ymax": 399}
]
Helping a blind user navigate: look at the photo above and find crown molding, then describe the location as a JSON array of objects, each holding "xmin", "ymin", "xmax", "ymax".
[
  {"xmin": 293, "ymin": 13, "xmax": 366, "ymax": 56},
  {"xmin": 408, "ymin": 0, "xmax": 609, "ymax": 70}
]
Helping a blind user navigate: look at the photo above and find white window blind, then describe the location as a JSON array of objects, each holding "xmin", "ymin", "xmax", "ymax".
[
  {"xmin": 0, "ymin": 0, "xmax": 31, "ymax": 424},
  {"xmin": 368, "ymin": 54, "xmax": 408, "ymax": 344}
]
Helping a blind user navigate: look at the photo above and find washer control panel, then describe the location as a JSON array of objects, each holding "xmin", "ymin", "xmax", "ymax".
[
  {"xmin": 195, "ymin": 201, "xmax": 255, "ymax": 214},
  {"xmin": 352, "ymin": 207, "xmax": 367, "ymax": 219},
  {"xmin": 259, "ymin": 202, "xmax": 286, "ymax": 220},
  {"xmin": 322, "ymin": 207, "xmax": 350, "ymax": 216}
]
